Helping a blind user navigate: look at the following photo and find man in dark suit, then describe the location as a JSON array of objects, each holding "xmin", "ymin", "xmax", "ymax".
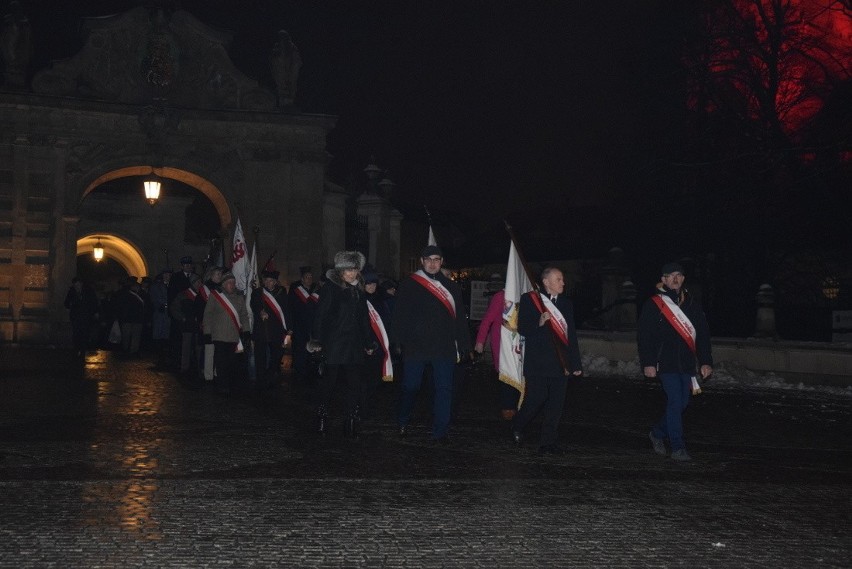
[
  {"xmin": 391, "ymin": 245, "xmax": 471, "ymax": 443},
  {"xmin": 512, "ymin": 267, "xmax": 583, "ymax": 454}
]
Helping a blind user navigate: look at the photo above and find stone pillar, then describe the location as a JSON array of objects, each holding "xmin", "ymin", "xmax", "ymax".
[
  {"xmin": 321, "ymin": 181, "xmax": 347, "ymax": 272},
  {"xmin": 52, "ymin": 215, "xmax": 80, "ymax": 346},
  {"xmin": 357, "ymin": 192, "xmax": 395, "ymax": 274},
  {"xmin": 616, "ymin": 279, "xmax": 638, "ymax": 330},
  {"xmin": 388, "ymin": 208, "xmax": 403, "ymax": 279},
  {"xmin": 754, "ymin": 284, "xmax": 777, "ymax": 338},
  {"xmin": 600, "ymin": 247, "xmax": 630, "ymax": 331}
]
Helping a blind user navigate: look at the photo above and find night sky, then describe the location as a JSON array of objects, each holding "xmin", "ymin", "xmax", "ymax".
[
  {"xmin": 23, "ymin": 1, "xmax": 578, "ymax": 246},
  {"xmin": 14, "ymin": 1, "xmax": 852, "ymax": 277}
]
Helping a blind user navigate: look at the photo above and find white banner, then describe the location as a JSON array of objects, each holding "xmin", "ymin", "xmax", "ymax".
[
  {"xmin": 231, "ymin": 217, "xmax": 248, "ymax": 292},
  {"xmin": 498, "ymin": 241, "xmax": 532, "ymax": 399}
]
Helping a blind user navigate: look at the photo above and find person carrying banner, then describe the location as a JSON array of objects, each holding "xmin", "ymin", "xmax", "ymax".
[
  {"xmin": 203, "ymin": 271, "xmax": 251, "ymax": 395},
  {"xmin": 475, "ymin": 289, "xmax": 521, "ymax": 420},
  {"xmin": 638, "ymin": 262, "xmax": 713, "ymax": 462},
  {"xmin": 511, "ymin": 267, "xmax": 583, "ymax": 455},
  {"xmin": 250, "ymin": 270, "xmax": 292, "ymax": 392},
  {"xmin": 308, "ymin": 251, "xmax": 377, "ymax": 438},
  {"xmin": 391, "ymin": 245, "xmax": 472, "ymax": 444}
]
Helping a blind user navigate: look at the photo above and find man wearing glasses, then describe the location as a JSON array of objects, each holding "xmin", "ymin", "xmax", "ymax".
[
  {"xmin": 391, "ymin": 245, "xmax": 472, "ymax": 444},
  {"xmin": 638, "ymin": 261, "xmax": 713, "ymax": 462}
]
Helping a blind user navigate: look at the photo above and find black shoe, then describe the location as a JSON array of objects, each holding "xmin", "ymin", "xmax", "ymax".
[
  {"xmin": 537, "ymin": 444, "xmax": 565, "ymax": 456},
  {"xmin": 512, "ymin": 430, "xmax": 523, "ymax": 446}
]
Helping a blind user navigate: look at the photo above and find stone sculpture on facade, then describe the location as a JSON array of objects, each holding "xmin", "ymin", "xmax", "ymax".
[
  {"xmin": 0, "ymin": 0, "xmax": 32, "ymax": 89},
  {"xmin": 270, "ymin": 30, "xmax": 302, "ymax": 108}
]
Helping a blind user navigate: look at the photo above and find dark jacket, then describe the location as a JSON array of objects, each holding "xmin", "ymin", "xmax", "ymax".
[
  {"xmin": 169, "ymin": 288, "xmax": 200, "ymax": 333},
  {"xmin": 637, "ymin": 286, "xmax": 713, "ymax": 374},
  {"xmin": 114, "ymin": 287, "xmax": 146, "ymax": 324},
  {"xmin": 518, "ymin": 291, "xmax": 582, "ymax": 377},
  {"xmin": 311, "ymin": 272, "xmax": 375, "ymax": 365},
  {"xmin": 287, "ymin": 280, "xmax": 316, "ymax": 338},
  {"xmin": 390, "ymin": 271, "xmax": 471, "ymax": 361},
  {"xmin": 64, "ymin": 284, "xmax": 99, "ymax": 325},
  {"xmin": 251, "ymin": 285, "xmax": 291, "ymax": 343}
]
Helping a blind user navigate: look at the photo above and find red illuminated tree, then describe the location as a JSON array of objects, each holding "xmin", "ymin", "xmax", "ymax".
[{"xmin": 683, "ymin": 0, "xmax": 851, "ymax": 150}]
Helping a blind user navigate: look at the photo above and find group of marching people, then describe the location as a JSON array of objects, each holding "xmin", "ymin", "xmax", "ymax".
[
  {"xmin": 196, "ymin": 248, "xmax": 713, "ymax": 459},
  {"xmin": 72, "ymin": 246, "xmax": 713, "ymax": 460}
]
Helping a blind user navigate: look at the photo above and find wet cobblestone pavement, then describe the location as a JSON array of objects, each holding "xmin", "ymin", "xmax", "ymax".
[{"xmin": 0, "ymin": 347, "xmax": 849, "ymax": 568}]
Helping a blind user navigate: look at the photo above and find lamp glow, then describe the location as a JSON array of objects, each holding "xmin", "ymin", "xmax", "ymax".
[
  {"xmin": 93, "ymin": 238, "xmax": 104, "ymax": 262},
  {"xmin": 144, "ymin": 178, "xmax": 161, "ymax": 206}
]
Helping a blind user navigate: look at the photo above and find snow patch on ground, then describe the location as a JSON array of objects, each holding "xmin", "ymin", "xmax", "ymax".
[{"xmin": 581, "ymin": 354, "xmax": 852, "ymax": 397}]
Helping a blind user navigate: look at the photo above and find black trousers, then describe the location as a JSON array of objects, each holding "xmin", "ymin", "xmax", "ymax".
[
  {"xmin": 213, "ymin": 341, "xmax": 238, "ymax": 393},
  {"xmin": 317, "ymin": 363, "xmax": 367, "ymax": 416},
  {"xmin": 512, "ymin": 374, "xmax": 568, "ymax": 447},
  {"xmin": 257, "ymin": 341, "xmax": 285, "ymax": 385}
]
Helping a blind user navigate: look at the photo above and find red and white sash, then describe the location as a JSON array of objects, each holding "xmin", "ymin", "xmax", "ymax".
[
  {"xmin": 199, "ymin": 285, "xmax": 210, "ymax": 301},
  {"xmin": 366, "ymin": 300, "xmax": 393, "ymax": 382},
  {"xmin": 261, "ymin": 288, "xmax": 288, "ymax": 342},
  {"xmin": 182, "ymin": 288, "xmax": 197, "ymax": 301},
  {"xmin": 410, "ymin": 270, "xmax": 456, "ymax": 318},
  {"xmin": 310, "ymin": 291, "xmax": 320, "ymax": 302},
  {"xmin": 211, "ymin": 290, "xmax": 244, "ymax": 353},
  {"xmin": 529, "ymin": 292, "xmax": 569, "ymax": 345},
  {"xmin": 651, "ymin": 290, "xmax": 697, "ymax": 354},
  {"xmin": 293, "ymin": 285, "xmax": 312, "ymax": 304}
]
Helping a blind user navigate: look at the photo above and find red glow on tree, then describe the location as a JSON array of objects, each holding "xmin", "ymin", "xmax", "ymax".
[{"xmin": 686, "ymin": 0, "xmax": 851, "ymax": 139}]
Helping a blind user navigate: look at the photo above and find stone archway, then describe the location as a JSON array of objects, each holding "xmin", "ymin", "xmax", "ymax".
[
  {"xmin": 76, "ymin": 234, "xmax": 148, "ymax": 278},
  {"xmin": 81, "ymin": 166, "xmax": 232, "ymax": 229}
]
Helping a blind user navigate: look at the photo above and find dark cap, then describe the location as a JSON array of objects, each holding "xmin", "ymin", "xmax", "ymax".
[
  {"xmin": 661, "ymin": 262, "xmax": 685, "ymax": 276},
  {"xmin": 299, "ymin": 266, "xmax": 312, "ymax": 276},
  {"xmin": 180, "ymin": 256, "xmax": 193, "ymax": 265},
  {"xmin": 362, "ymin": 270, "xmax": 379, "ymax": 284},
  {"xmin": 262, "ymin": 270, "xmax": 280, "ymax": 281},
  {"xmin": 420, "ymin": 245, "xmax": 443, "ymax": 258}
]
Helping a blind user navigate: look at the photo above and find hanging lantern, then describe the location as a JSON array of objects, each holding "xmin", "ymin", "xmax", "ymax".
[
  {"xmin": 93, "ymin": 238, "xmax": 104, "ymax": 262},
  {"xmin": 144, "ymin": 177, "xmax": 161, "ymax": 206}
]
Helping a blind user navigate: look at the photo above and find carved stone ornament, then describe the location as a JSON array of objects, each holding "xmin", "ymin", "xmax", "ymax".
[{"xmin": 31, "ymin": 7, "xmax": 275, "ymax": 110}]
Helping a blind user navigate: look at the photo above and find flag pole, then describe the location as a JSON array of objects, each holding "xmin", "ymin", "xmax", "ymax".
[{"xmin": 503, "ymin": 220, "xmax": 571, "ymax": 376}]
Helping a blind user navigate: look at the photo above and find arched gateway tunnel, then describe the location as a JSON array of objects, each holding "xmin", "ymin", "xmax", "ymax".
[{"xmin": 0, "ymin": 6, "xmax": 403, "ymax": 346}]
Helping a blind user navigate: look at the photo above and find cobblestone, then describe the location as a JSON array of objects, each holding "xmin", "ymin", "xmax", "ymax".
[{"xmin": 0, "ymin": 347, "xmax": 850, "ymax": 567}]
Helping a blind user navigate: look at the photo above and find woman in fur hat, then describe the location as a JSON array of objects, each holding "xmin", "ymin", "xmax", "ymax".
[{"xmin": 308, "ymin": 250, "xmax": 378, "ymax": 437}]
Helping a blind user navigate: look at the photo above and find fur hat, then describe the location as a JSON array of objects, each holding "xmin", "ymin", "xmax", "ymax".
[
  {"xmin": 334, "ymin": 250, "xmax": 366, "ymax": 271},
  {"xmin": 661, "ymin": 262, "xmax": 685, "ymax": 276}
]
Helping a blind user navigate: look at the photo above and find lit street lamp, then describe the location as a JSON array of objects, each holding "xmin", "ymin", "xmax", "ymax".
[
  {"xmin": 144, "ymin": 176, "xmax": 161, "ymax": 206},
  {"xmin": 93, "ymin": 238, "xmax": 104, "ymax": 262}
]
